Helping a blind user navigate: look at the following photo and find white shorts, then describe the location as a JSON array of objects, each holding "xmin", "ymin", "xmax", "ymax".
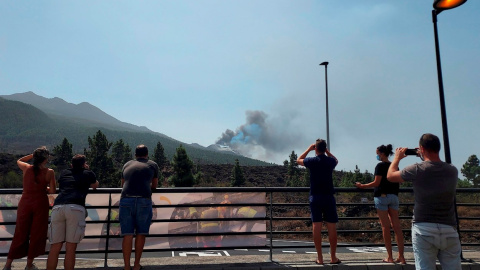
[{"xmin": 48, "ymin": 204, "xmax": 87, "ymax": 244}]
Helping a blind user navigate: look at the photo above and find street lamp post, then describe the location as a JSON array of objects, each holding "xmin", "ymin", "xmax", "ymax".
[
  {"xmin": 319, "ymin": 62, "xmax": 330, "ymax": 149},
  {"xmin": 432, "ymin": 0, "xmax": 467, "ymax": 164},
  {"xmin": 432, "ymin": 0, "xmax": 469, "ymax": 262}
]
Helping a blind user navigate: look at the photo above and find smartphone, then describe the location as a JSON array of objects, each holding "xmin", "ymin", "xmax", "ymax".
[{"xmin": 405, "ymin": 149, "xmax": 418, "ymax": 156}]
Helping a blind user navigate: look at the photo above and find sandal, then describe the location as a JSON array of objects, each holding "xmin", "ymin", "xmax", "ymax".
[{"xmin": 330, "ymin": 259, "xmax": 341, "ymax": 264}]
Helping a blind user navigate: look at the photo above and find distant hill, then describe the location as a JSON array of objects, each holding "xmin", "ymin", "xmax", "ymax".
[
  {"xmin": 0, "ymin": 93, "xmax": 272, "ymax": 166},
  {"xmin": 1, "ymin": 91, "xmax": 152, "ymax": 133}
]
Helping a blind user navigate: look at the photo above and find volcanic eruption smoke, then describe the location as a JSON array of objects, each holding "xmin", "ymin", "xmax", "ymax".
[{"xmin": 215, "ymin": 110, "xmax": 305, "ymax": 162}]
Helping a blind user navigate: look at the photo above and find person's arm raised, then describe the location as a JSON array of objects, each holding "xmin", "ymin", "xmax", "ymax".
[
  {"xmin": 297, "ymin": 144, "xmax": 315, "ymax": 166},
  {"xmin": 387, "ymin": 147, "xmax": 407, "ymax": 183},
  {"xmin": 17, "ymin": 154, "xmax": 33, "ymax": 172}
]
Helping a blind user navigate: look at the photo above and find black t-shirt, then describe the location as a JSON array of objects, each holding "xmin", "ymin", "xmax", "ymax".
[
  {"xmin": 373, "ymin": 161, "xmax": 399, "ymax": 197},
  {"xmin": 54, "ymin": 168, "xmax": 97, "ymax": 207},
  {"xmin": 303, "ymin": 154, "xmax": 337, "ymax": 195}
]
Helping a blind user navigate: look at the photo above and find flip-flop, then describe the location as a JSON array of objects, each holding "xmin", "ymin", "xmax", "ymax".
[
  {"xmin": 315, "ymin": 259, "xmax": 324, "ymax": 265},
  {"xmin": 330, "ymin": 259, "xmax": 341, "ymax": 264},
  {"xmin": 382, "ymin": 259, "xmax": 395, "ymax": 263},
  {"xmin": 394, "ymin": 258, "xmax": 407, "ymax": 265}
]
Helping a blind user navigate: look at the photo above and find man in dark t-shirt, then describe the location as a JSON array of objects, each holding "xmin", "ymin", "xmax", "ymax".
[
  {"xmin": 47, "ymin": 154, "xmax": 99, "ymax": 270},
  {"xmin": 120, "ymin": 145, "xmax": 158, "ymax": 270},
  {"xmin": 297, "ymin": 139, "xmax": 340, "ymax": 265}
]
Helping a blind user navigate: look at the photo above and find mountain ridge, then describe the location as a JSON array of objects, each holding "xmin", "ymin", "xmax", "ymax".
[
  {"xmin": 0, "ymin": 93, "xmax": 273, "ymax": 166},
  {"xmin": 1, "ymin": 91, "xmax": 152, "ymax": 133}
]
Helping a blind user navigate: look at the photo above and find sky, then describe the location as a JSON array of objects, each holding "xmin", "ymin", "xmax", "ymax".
[{"xmin": 1, "ymin": 1, "xmax": 479, "ymax": 176}]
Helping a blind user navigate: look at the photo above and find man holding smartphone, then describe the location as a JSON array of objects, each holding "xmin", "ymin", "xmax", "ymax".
[{"xmin": 387, "ymin": 133, "xmax": 460, "ymax": 270}]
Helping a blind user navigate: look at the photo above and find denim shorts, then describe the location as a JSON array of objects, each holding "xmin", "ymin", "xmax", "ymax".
[
  {"xmin": 374, "ymin": 194, "xmax": 399, "ymax": 211},
  {"xmin": 412, "ymin": 222, "xmax": 461, "ymax": 270},
  {"xmin": 309, "ymin": 194, "xmax": 338, "ymax": 223},
  {"xmin": 119, "ymin": 197, "xmax": 153, "ymax": 236}
]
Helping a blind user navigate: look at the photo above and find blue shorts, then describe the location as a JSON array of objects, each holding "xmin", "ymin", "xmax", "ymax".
[
  {"xmin": 119, "ymin": 197, "xmax": 153, "ymax": 236},
  {"xmin": 309, "ymin": 195, "xmax": 338, "ymax": 223},
  {"xmin": 374, "ymin": 194, "xmax": 399, "ymax": 211}
]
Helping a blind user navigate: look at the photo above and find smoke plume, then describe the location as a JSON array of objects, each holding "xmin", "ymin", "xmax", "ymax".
[{"xmin": 216, "ymin": 110, "xmax": 306, "ymax": 163}]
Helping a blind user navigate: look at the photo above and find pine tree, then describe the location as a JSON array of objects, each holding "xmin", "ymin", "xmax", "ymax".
[
  {"xmin": 112, "ymin": 139, "xmax": 127, "ymax": 163},
  {"xmin": 231, "ymin": 159, "xmax": 246, "ymax": 187},
  {"xmin": 461, "ymin": 155, "xmax": 480, "ymax": 187},
  {"xmin": 52, "ymin": 137, "xmax": 73, "ymax": 166},
  {"xmin": 287, "ymin": 151, "xmax": 299, "ymax": 178},
  {"xmin": 152, "ymin": 141, "xmax": 168, "ymax": 171},
  {"xmin": 84, "ymin": 130, "xmax": 116, "ymax": 187},
  {"xmin": 122, "ymin": 144, "xmax": 132, "ymax": 164},
  {"xmin": 286, "ymin": 151, "xmax": 303, "ymax": 187},
  {"xmin": 170, "ymin": 145, "xmax": 195, "ymax": 187}
]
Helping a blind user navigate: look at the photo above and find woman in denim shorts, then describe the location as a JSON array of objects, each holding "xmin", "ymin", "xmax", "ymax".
[{"xmin": 355, "ymin": 144, "xmax": 405, "ymax": 264}]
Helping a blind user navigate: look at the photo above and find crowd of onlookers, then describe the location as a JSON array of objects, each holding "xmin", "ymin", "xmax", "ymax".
[
  {"xmin": 3, "ymin": 144, "xmax": 156, "ymax": 270},
  {"xmin": 297, "ymin": 133, "xmax": 461, "ymax": 269},
  {"xmin": 2, "ymin": 133, "xmax": 463, "ymax": 270}
]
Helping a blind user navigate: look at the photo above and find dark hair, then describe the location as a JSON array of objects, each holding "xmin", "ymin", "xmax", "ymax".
[
  {"xmin": 419, "ymin": 133, "xmax": 441, "ymax": 153},
  {"xmin": 377, "ymin": 144, "xmax": 394, "ymax": 157},
  {"xmin": 33, "ymin": 146, "xmax": 49, "ymax": 184},
  {"xmin": 135, "ymin": 144, "xmax": 148, "ymax": 157},
  {"xmin": 71, "ymin": 154, "xmax": 86, "ymax": 169},
  {"xmin": 315, "ymin": 139, "xmax": 327, "ymax": 153}
]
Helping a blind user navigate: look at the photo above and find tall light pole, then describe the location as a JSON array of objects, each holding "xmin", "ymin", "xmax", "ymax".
[
  {"xmin": 319, "ymin": 62, "xmax": 330, "ymax": 149},
  {"xmin": 432, "ymin": 0, "xmax": 467, "ymax": 164},
  {"xmin": 432, "ymin": 0, "xmax": 469, "ymax": 261}
]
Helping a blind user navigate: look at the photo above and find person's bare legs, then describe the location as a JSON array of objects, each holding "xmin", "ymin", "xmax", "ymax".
[
  {"xmin": 312, "ymin": 222, "xmax": 323, "ymax": 264},
  {"xmin": 377, "ymin": 209, "xmax": 394, "ymax": 263},
  {"xmin": 133, "ymin": 235, "xmax": 146, "ymax": 270},
  {"xmin": 388, "ymin": 208, "xmax": 406, "ymax": 264},
  {"xmin": 4, "ymin": 258, "xmax": 13, "ymax": 269},
  {"xmin": 26, "ymin": 258, "xmax": 34, "ymax": 268},
  {"xmin": 64, "ymin": 242, "xmax": 78, "ymax": 270},
  {"xmin": 326, "ymin": 222, "xmax": 340, "ymax": 263},
  {"xmin": 47, "ymin": 242, "xmax": 63, "ymax": 270},
  {"xmin": 122, "ymin": 235, "xmax": 134, "ymax": 270},
  {"xmin": 2, "ymin": 258, "xmax": 35, "ymax": 270}
]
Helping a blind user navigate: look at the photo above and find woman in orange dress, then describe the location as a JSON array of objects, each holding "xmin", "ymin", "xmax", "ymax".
[{"xmin": 3, "ymin": 147, "xmax": 56, "ymax": 270}]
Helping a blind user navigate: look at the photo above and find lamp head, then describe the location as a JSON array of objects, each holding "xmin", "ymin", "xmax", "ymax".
[
  {"xmin": 320, "ymin": 62, "xmax": 329, "ymax": 66},
  {"xmin": 433, "ymin": 0, "xmax": 467, "ymax": 12}
]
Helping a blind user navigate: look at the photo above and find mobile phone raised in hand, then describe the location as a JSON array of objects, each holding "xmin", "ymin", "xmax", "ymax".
[{"xmin": 405, "ymin": 149, "xmax": 418, "ymax": 156}]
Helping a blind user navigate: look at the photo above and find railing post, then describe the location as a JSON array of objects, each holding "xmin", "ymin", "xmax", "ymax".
[
  {"xmin": 269, "ymin": 191, "xmax": 274, "ymax": 262},
  {"xmin": 104, "ymin": 193, "xmax": 112, "ymax": 268}
]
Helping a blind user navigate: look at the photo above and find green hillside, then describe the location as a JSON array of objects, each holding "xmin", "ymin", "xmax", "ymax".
[{"xmin": 0, "ymin": 98, "xmax": 272, "ymax": 166}]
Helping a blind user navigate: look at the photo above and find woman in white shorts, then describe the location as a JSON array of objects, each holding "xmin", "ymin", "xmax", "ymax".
[{"xmin": 46, "ymin": 155, "xmax": 99, "ymax": 270}]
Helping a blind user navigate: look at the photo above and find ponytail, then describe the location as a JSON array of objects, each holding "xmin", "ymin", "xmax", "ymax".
[{"xmin": 32, "ymin": 147, "xmax": 49, "ymax": 184}]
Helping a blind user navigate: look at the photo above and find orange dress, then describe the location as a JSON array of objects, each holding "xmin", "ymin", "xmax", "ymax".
[{"xmin": 7, "ymin": 166, "xmax": 50, "ymax": 259}]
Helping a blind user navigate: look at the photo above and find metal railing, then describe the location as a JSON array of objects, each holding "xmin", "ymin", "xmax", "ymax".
[{"xmin": 0, "ymin": 187, "xmax": 479, "ymax": 266}]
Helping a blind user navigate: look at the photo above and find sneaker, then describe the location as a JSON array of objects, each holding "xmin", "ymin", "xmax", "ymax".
[{"xmin": 24, "ymin": 264, "xmax": 39, "ymax": 270}]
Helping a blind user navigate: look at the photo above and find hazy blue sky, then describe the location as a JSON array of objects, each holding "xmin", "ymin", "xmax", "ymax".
[{"xmin": 1, "ymin": 1, "xmax": 479, "ymax": 175}]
